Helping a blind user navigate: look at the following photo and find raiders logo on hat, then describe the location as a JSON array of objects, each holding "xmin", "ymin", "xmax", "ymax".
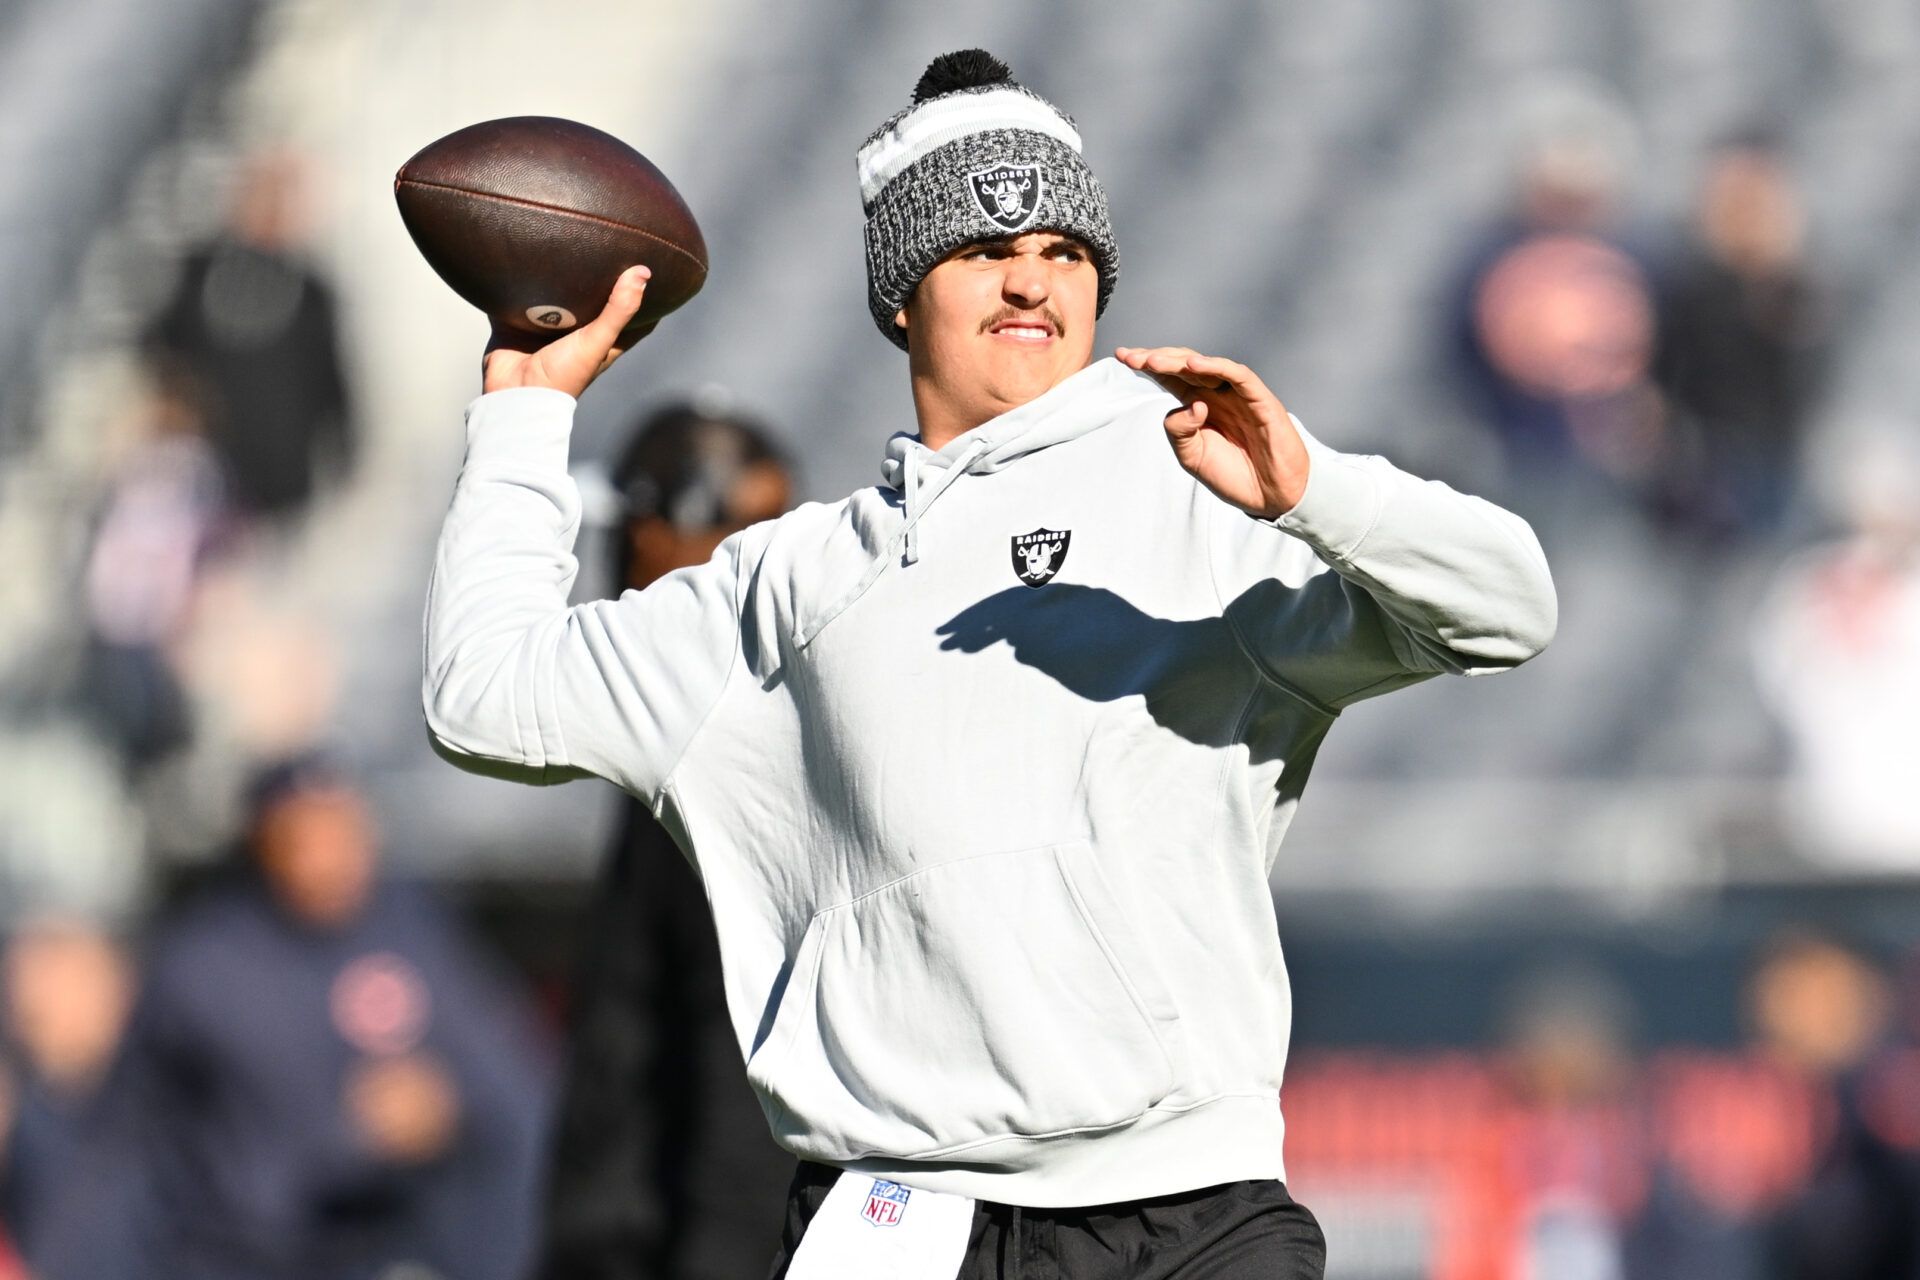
[
  {"xmin": 1011, "ymin": 528, "xmax": 1070, "ymax": 587},
  {"xmin": 968, "ymin": 164, "xmax": 1045, "ymax": 232}
]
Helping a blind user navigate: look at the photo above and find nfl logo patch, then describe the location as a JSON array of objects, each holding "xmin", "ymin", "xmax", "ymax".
[
  {"xmin": 862, "ymin": 1179, "xmax": 912, "ymax": 1228},
  {"xmin": 967, "ymin": 163, "xmax": 1045, "ymax": 233}
]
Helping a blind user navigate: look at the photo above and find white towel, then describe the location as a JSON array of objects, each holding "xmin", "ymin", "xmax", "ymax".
[{"xmin": 783, "ymin": 1171, "xmax": 976, "ymax": 1279}]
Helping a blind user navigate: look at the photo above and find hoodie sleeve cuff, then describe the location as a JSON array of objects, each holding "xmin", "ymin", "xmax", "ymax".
[
  {"xmin": 1259, "ymin": 416, "xmax": 1383, "ymax": 562},
  {"xmin": 462, "ymin": 386, "xmax": 579, "ymax": 471}
]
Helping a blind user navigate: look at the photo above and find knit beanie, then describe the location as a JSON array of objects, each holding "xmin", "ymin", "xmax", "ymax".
[{"xmin": 857, "ymin": 49, "xmax": 1119, "ymax": 350}]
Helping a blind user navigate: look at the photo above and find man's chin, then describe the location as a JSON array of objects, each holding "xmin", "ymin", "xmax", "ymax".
[
  {"xmin": 986, "ymin": 340, "xmax": 1083, "ymax": 381},
  {"xmin": 983, "ymin": 362, "xmax": 1067, "ymax": 409}
]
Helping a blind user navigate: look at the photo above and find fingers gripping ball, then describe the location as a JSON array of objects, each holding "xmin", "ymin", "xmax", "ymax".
[{"xmin": 395, "ymin": 116, "xmax": 707, "ymax": 348}]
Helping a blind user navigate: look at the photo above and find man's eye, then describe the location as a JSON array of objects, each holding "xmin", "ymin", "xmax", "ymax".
[
  {"xmin": 963, "ymin": 246, "xmax": 1005, "ymax": 261},
  {"xmin": 1048, "ymin": 245, "xmax": 1086, "ymax": 263}
]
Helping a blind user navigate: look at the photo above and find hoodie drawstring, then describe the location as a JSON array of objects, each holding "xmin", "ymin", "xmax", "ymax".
[
  {"xmin": 902, "ymin": 445, "xmax": 925, "ymax": 564},
  {"xmin": 900, "ymin": 436, "xmax": 986, "ymax": 566},
  {"xmin": 792, "ymin": 437, "xmax": 989, "ymax": 649}
]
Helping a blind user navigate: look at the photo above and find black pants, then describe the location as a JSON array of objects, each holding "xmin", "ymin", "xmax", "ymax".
[{"xmin": 768, "ymin": 1161, "xmax": 1326, "ymax": 1280}]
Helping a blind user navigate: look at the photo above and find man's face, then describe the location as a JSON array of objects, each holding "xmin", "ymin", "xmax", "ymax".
[
  {"xmin": 252, "ymin": 785, "xmax": 378, "ymax": 929},
  {"xmin": 3, "ymin": 924, "xmax": 132, "ymax": 1089},
  {"xmin": 626, "ymin": 458, "xmax": 792, "ymax": 590},
  {"xmin": 897, "ymin": 231, "xmax": 1099, "ymax": 423}
]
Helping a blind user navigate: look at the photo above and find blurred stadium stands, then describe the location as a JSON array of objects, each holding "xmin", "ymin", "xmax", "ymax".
[
  {"xmin": 3, "ymin": 0, "xmax": 1920, "ymax": 1275},
  {"xmin": 4, "ymin": 0, "xmax": 1915, "ymax": 895}
]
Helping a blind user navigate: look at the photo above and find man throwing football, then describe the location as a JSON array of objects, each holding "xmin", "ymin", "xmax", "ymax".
[{"xmin": 431, "ymin": 49, "xmax": 1555, "ymax": 1279}]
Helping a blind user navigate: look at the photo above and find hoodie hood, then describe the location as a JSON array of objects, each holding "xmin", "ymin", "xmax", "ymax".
[
  {"xmin": 793, "ymin": 358, "xmax": 1173, "ymax": 649},
  {"xmin": 879, "ymin": 357, "xmax": 1171, "ymax": 490}
]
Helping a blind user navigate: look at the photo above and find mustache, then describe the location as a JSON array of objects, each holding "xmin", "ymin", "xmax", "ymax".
[{"xmin": 978, "ymin": 305, "xmax": 1065, "ymax": 338}]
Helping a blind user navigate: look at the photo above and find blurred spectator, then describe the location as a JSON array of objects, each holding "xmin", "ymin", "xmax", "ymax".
[
  {"xmin": 537, "ymin": 401, "xmax": 793, "ymax": 1280},
  {"xmin": 143, "ymin": 150, "xmax": 354, "ymax": 526},
  {"xmin": 1282, "ymin": 1036, "xmax": 1820, "ymax": 1280},
  {"xmin": 1443, "ymin": 963, "xmax": 1809, "ymax": 1280},
  {"xmin": 78, "ymin": 374, "xmax": 231, "ymax": 770},
  {"xmin": 1652, "ymin": 130, "xmax": 1833, "ymax": 545},
  {"xmin": 1750, "ymin": 931, "xmax": 1890, "ymax": 1085},
  {"xmin": 0, "ymin": 918, "xmax": 141, "ymax": 1278},
  {"xmin": 1450, "ymin": 78, "xmax": 1664, "ymax": 516},
  {"xmin": 1746, "ymin": 931, "xmax": 1920, "ymax": 1279},
  {"xmin": 175, "ymin": 572, "xmax": 342, "ymax": 762},
  {"xmin": 116, "ymin": 753, "xmax": 549, "ymax": 1280},
  {"xmin": 1461, "ymin": 964, "xmax": 1646, "ymax": 1280},
  {"xmin": 1625, "ymin": 1049, "xmax": 1816, "ymax": 1280},
  {"xmin": 1752, "ymin": 440, "xmax": 1920, "ymax": 871}
]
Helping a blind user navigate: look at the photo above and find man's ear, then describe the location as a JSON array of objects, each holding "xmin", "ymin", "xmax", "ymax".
[{"xmin": 893, "ymin": 306, "xmax": 909, "ymax": 335}]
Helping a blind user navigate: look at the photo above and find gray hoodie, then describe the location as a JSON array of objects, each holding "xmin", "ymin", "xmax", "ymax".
[{"xmin": 423, "ymin": 356, "xmax": 1555, "ymax": 1207}]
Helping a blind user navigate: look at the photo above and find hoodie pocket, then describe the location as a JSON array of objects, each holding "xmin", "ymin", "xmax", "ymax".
[{"xmin": 747, "ymin": 839, "xmax": 1180, "ymax": 1161}]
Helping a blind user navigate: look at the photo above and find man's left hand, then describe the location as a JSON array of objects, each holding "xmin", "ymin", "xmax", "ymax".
[{"xmin": 1116, "ymin": 346, "xmax": 1309, "ymax": 519}]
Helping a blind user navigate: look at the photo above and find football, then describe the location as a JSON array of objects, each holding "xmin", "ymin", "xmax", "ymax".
[{"xmin": 394, "ymin": 116, "xmax": 707, "ymax": 346}]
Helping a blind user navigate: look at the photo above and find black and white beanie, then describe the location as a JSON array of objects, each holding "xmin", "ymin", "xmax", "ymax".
[{"xmin": 857, "ymin": 49, "xmax": 1119, "ymax": 350}]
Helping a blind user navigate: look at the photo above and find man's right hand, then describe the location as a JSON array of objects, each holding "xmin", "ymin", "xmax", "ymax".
[{"xmin": 481, "ymin": 265, "xmax": 650, "ymax": 398}]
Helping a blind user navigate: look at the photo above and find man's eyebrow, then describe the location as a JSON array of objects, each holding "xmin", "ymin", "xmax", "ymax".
[
  {"xmin": 947, "ymin": 237, "xmax": 1016, "ymax": 257},
  {"xmin": 947, "ymin": 234, "xmax": 1091, "ymax": 258}
]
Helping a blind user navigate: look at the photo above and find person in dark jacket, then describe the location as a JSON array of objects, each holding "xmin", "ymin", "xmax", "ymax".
[
  {"xmin": 143, "ymin": 151, "xmax": 354, "ymax": 525},
  {"xmin": 115, "ymin": 753, "xmax": 549, "ymax": 1280},
  {"xmin": 1748, "ymin": 932, "xmax": 1920, "ymax": 1280},
  {"xmin": 536, "ymin": 402, "xmax": 793, "ymax": 1280},
  {"xmin": 1652, "ymin": 130, "xmax": 1832, "ymax": 544},
  {"xmin": 1447, "ymin": 77, "xmax": 1664, "ymax": 525},
  {"xmin": 0, "ymin": 919, "xmax": 143, "ymax": 1280}
]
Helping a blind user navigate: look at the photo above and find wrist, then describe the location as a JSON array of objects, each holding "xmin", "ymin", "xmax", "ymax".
[
  {"xmin": 1259, "ymin": 430, "xmax": 1380, "ymax": 560},
  {"xmin": 1262, "ymin": 469, "xmax": 1310, "ymax": 520},
  {"xmin": 1258, "ymin": 432, "xmax": 1312, "ymax": 519},
  {"xmin": 467, "ymin": 386, "xmax": 579, "ymax": 442}
]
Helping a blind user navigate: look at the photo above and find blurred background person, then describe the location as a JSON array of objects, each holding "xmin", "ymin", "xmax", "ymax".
[
  {"xmin": 1745, "ymin": 931, "xmax": 1918, "ymax": 1280},
  {"xmin": 537, "ymin": 400, "xmax": 794, "ymax": 1280},
  {"xmin": 115, "ymin": 753, "xmax": 549, "ymax": 1280},
  {"xmin": 1459, "ymin": 965, "xmax": 1646, "ymax": 1280},
  {"xmin": 1449, "ymin": 76, "xmax": 1664, "ymax": 524},
  {"xmin": 141, "ymin": 149, "xmax": 354, "ymax": 532},
  {"xmin": 1651, "ymin": 129, "xmax": 1833, "ymax": 547},
  {"xmin": 0, "ymin": 918, "xmax": 141, "ymax": 1279},
  {"xmin": 1623, "ymin": 1017, "xmax": 1821, "ymax": 1280},
  {"xmin": 1752, "ymin": 437, "xmax": 1920, "ymax": 873},
  {"xmin": 76, "ymin": 371, "xmax": 232, "ymax": 774}
]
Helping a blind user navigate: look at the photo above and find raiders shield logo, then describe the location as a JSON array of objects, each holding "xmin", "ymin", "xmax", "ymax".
[
  {"xmin": 1011, "ymin": 528, "xmax": 1071, "ymax": 587},
  {"xmin": 967, "ymin": 164, "xmax": 1045, "ymax": 233}
]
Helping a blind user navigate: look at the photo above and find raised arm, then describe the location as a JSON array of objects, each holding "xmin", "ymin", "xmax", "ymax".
[
  {"xmin": 423, "ymin": 268, "xmax": 746, "ymax": 799},
  {"xmin": 1118, "ymin": 344, "xmax": 1557, "ymax": 710}
]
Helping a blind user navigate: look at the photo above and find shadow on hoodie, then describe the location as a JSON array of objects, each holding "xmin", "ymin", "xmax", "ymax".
[{"xmin": 937, "ymin": 582, "xmax": 1303, "ymax": 760}]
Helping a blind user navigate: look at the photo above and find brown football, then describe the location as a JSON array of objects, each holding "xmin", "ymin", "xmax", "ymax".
[{"xmin": 394, "ymin": 116, "xmax": 707, "ymax": 347}]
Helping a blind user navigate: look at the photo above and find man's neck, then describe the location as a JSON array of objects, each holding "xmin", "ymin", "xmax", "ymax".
[
  {"xmin": 911, "ymin": 391, "xmax": 989, "ymax": 453},
  {"xmin": 908, "ymin": 364, "xmax": 1088, "ymax": 452}
]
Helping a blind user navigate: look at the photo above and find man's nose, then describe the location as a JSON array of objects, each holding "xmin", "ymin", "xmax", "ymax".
[{"xmin": 1002, "ymin": 254, "xmax": 1050, "ymax": 309}]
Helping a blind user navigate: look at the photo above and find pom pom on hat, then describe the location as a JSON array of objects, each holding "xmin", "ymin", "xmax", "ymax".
[{"xmin": 913, "ymin": 49, "xmax": 1013, "ymax": 102}]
